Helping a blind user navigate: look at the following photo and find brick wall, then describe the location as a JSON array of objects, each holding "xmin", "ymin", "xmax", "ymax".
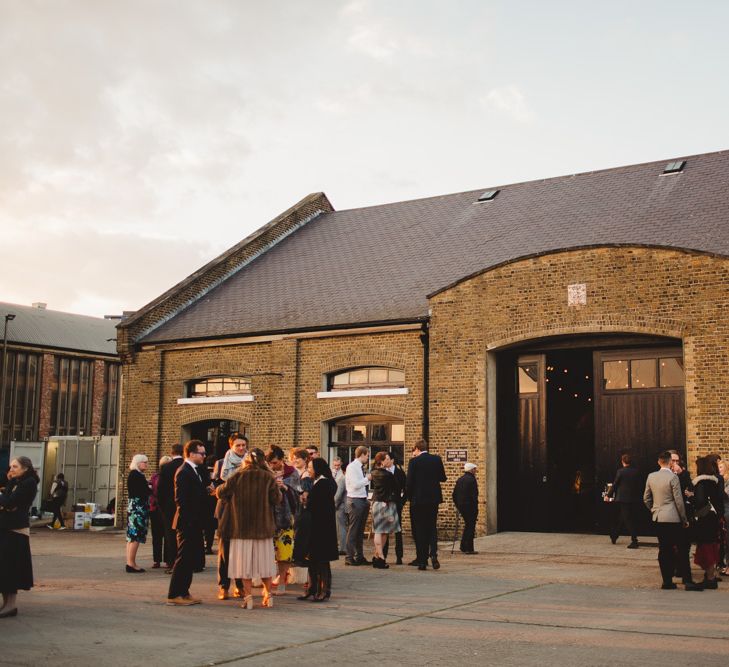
[
  {"xmin": 117, "ymin": 328, "xmax": 425, "ymax": 525},
  {"xmin": 429, "ymin": 246, "xmax": 729, "ymax": 535}
]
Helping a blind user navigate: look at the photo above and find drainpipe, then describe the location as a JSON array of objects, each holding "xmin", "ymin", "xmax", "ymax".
[
  {"xmin": 419, "ymin": 321, "xmax": 429, "ymax": 441},
  {"xmin": 155, "ymin": 350, "xmax": 165, "ymax": 460}
]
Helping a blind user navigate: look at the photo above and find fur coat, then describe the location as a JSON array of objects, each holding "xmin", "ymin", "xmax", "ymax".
[{"xmin": 216, "ymin": 467, "xmax": 282, "ymax": 540}]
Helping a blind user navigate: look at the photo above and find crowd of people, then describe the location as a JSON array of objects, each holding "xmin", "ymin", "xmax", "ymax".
[
  {"xmin": 609, "ymin": 449, "xmax": 729, "ymax": 590},
  {"xmin": 120, "ymin": 435, "xmax": 482, "ymax": 608}
]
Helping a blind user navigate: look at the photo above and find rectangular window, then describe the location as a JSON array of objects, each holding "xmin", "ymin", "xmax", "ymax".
[
  {"xmin": 659, "ymin": 358, "xmax": 684, "ymax": 388},
  {"xmin": 101, "ymin": 362, "xmax": 120, "ymax": 435},
  {"xmin": 50, "ymin": 356, "xmax": 93, "ymax": 436},
  {"xmin": 0, "ymin": 350, "xmax": 42, "ymax": 444},
  {"xmin": 518, "ymin": 364, "xmax": 539, "ymax": 394},
  {"xmin": 630, "ymin": 359, "xmax": 657, "ymax": 389},
  {"xmin": 603, "ymin": 360, "xmax": 629, "ymax": 390}
]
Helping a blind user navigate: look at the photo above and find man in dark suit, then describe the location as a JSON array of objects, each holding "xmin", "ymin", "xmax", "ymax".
[
  {"xmin": 407, "ymin": 439, "xmax": 446, "ymax": 571},
  {"xmin": 156, "ymin": 443, "xmax": 184, "ymax": 570},
  {"xmin": 607, "ymin": 453, "xmax": 643, "ymax": 548},
  {"xmin": 167, "ymin": 440, "xmax": 208, "ymax": 605}
]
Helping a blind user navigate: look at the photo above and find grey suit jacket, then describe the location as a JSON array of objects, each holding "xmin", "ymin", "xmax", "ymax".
[{"xmin": 643, "ymin": 468, "xmax": 688, "ymax": 524}]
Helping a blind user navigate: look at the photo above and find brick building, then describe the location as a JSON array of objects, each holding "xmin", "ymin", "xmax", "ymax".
[
  {"xmin": 0, "ymin": 302, "xmax": 121, "ymax": 477},
  {"xmin": 117, "ymin": 150, "xmax": 729, "ymax": 536}
]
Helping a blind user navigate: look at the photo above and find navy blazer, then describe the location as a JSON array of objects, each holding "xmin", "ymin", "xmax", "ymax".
[
  {"xmin": 406, "ymin": 452, "xmax": 446, "ymax": 505},
  {"xmin": 172, "ymin": 461, "xmax": 208, "ymax": 531}
]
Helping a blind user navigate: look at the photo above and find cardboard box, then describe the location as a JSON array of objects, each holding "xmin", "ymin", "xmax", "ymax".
[{"xmin": 73, "ymin": 512, "xmax": 91, "ymax": 530}]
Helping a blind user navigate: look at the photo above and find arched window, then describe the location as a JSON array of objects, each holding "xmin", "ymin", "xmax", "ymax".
[
  {"xmin": 327, "ymin": 367, "xmax": 405, "ymax": 391},
  {"xmin": 329, "ymin": 415, "xmax": 405, "ymax": 465},
  {"xmin": 186, "ymin": 376, "xmax": 252, "ymax": 398}
]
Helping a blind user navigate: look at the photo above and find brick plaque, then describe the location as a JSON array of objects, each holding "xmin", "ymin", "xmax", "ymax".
[
  {"xmin": 567, "ymin": 283, "xmax": 587, "ymax": 306},
  {"xmin": 445, "ymin": 448, "xmax": 469, "ymax": 463}
]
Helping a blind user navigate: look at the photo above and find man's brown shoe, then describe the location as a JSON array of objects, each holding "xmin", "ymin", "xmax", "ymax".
[
  {"xmin": 217, "ymin": 588, "xmax": 229, "ymax": 600},
  {"xmin": 166, "ymin": 596, "xmax": 197, "ymax": 606},
  {"xmin": 183, "ymin": 595, "xmax": 202, "ymax": 605}
]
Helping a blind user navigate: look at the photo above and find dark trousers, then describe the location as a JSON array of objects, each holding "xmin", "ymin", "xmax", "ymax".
[
  {"xmin": 676, "ymin": 525, "xmax": 693, "ymax": 582},
  {"xmin": 655, "ymin": 522, "xmax": 683, "ymax": 584},
  {"xmin": 162, "ymin": 509, "xmax": 177, "ymax": 566},
  {"xmin": 383, "ymin": 503, "xmax": 404, "ymax": 561},
  {"xmin": 150, "ymin": 508, "xmax": 165, "ymax": 564},
  {"xmin": 167, "ymin": 525, "xmax": 204, "ymax": 599},
  {"xmin": 217, "ymin": 538, "xmax": 242, "ymax": 591},
  {"xmin": 411, "ymin": 504, "xmax": 439, "ymax": 560},
  {"xmin": 459, "ymin": 508, "xmax": 477, "ymax": 553},
  {"xmin": 411, "ymin": 503, "xmax": 439, "ymax": 566},
  {"xmin": 306, "ymin": 561, "xmax": 332, "ymax": 596},
  {"xmin": 50, "ymin": 500, "xmax": 65, "ymax": 528},
  {"xmin": 610, "ymin": 502, "xmax": 639, "ymax": 542},
  {"xmin": 345, "ymin": 497, "xmax": 369, "ymax": 562},
  {"xmin": 204, "ymin": 497, "xmax": 217, "ymax": 552}
]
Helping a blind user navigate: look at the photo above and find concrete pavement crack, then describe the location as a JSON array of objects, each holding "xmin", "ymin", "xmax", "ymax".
[
  {"xmin": 199, "ymin": 582, "xmax": 548, "ymax": 666},
  {"xmin": 427, "ymin": 614, "xmax": 729, "ymax": 642}
]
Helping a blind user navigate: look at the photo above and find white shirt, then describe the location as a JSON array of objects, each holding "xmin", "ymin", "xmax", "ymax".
[{"xmin": 345, "ymin": 459, "xmax": 369, "ymax": 498}]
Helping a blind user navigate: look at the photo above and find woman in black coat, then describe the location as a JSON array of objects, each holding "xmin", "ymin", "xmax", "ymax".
[
  {"xmin": 0, "ymin": 456, "xmax": 39, "ymax": 618},
  {"xmin": 693, "ymin": 455, "xmax": 725, "ymax": 588},
  {"xmin": 298, "ymin": 457, "xmax": 338, "ymax": 602}
]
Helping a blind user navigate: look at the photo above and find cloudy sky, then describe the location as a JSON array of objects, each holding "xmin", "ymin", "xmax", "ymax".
[{"xmin": 2, "ymin": 0, "xmax": 728, "ymax": 317}]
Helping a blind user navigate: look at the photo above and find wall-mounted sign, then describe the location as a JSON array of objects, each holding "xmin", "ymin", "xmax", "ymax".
[
  {"xmin": 567, "ymin": 283, "xmax": 587, "ymax": 306},
  {"xmin": 445, "ymin": 449, "xmax": 469, "ymax": 463}
]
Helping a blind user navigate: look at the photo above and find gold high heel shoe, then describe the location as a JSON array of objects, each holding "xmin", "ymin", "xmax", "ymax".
[
  {"xmin": 262, "ymin": 592, "xmax": 273, "ymax": 608},
  {"xmin": 241, "ymin": 594, "xmax": 253, "ymax": 610}
]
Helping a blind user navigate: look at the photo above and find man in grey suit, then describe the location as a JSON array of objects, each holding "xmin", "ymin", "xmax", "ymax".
[{"xmin": 644, "ymin": 450, "xmax": 702, "ymax": 591}]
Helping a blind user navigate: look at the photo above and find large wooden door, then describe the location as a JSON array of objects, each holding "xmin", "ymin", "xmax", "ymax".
[
  {"xmin": 515, "ymin": 354, "xmax": 548, "ymax": 530},
  {"xmin": 594, "ymin": 348, "xmax": 686, "ymax": 533}
]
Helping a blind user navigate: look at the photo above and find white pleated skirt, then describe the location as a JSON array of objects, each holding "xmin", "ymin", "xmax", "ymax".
[{"xmin": 228, "ymin": 538, "xmax": 277, "ymax": 580}]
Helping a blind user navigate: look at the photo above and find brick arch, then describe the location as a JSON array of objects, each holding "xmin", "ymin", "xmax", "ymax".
[
  {"xmin": 324, "ymin": 350, "xmax": 409, "ymax": 376},
  {"xmin": 177, "ymin": 403, "xmax": 255, "ymax": 427},
  {"xmin": 317, "ymin": 397, "xmax": 407, "ymax": 423},
  {"xmin": 487, "ymin": 320, "xmax": 685, "ymax": 352}
]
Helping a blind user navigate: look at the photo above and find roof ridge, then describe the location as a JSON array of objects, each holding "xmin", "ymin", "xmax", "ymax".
[{"xmin": 333, "ymin": 147, "xmax": 729, "ymax": 214}]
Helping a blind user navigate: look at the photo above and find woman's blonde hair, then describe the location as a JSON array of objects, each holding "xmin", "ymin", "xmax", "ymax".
[
  {"xmin": 159, "ymin": 455, "xmax": 172, "ymax": 467},
  {"xmin": 129, "ymin": 454, "xmax": 148, "ymax": 472}
]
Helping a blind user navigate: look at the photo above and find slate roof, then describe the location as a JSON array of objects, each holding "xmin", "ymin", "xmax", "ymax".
[
  {"xmin": 0, "ymin": 303, "xmax": 118, "ymax": 356},
  {"xmin": 143, "ymin": 150, "xmax": 729, "ymax": 344}
]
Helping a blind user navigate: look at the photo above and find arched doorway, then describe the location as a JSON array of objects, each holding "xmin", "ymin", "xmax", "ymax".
[{"xmin": 496, "ymin": 333, "xmax": 685, "ymax": 533}]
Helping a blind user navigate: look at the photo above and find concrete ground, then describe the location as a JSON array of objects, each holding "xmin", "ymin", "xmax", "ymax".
[{"xmin": 2, "ymin": 529, "xmax": 729, "ymax": 666}]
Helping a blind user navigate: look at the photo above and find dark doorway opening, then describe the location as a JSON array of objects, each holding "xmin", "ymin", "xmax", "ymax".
[
  {"xmin": 496, "ymin": 334, "xmax": 686, "ymax": 534},
  {"xmin": 544, "ymin": 350, "xmax": 595, "ymax": 532},
  {"xmin": 184, "ymin": 420, "xmax": 247, "ymax": 460}
]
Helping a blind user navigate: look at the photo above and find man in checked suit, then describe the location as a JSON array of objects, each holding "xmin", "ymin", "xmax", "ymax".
[
  {"xmin": 167, "ymin": 440, "xmax": 209, "ymax": 605},
  {"xmin": 644, "ymin": 450, "xmax": 702, "ymax": 591},
  {"xmin": 407, "ymin": 439, "xmax": 446, "ymax": 571}
]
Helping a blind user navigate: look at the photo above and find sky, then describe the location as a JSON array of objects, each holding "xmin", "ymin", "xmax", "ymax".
[{"xmin": 2, "ymin": 0, "xmax": 729, "ymax": 318}]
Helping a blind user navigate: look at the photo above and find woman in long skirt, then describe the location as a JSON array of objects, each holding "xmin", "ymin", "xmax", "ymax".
[{"xmin": 0, "ymin": 456, "xmax": 39, "ymax": 618}]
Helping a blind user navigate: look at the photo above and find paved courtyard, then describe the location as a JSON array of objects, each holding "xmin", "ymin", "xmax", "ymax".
[{"xmin": 3, "ymin": 529, "xmax": 729, "ymax": 666}]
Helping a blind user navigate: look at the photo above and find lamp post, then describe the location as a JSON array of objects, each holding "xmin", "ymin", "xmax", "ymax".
[{"xmin": 0, "ymin": 313, "xmax": 16, "ymax": 450}]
